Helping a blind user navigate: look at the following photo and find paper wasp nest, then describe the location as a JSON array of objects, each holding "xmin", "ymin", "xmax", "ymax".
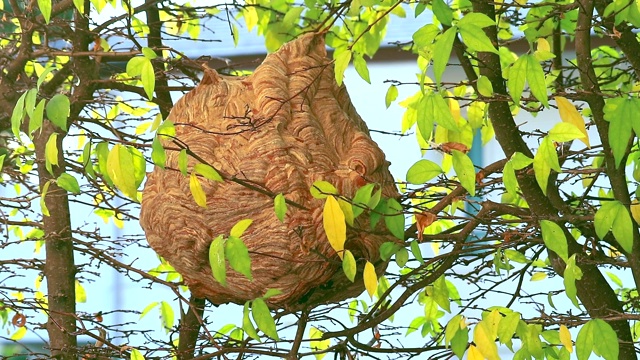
[{"xmin": 140, "ymin": 33, "xmax": 399, "ymax": 310}]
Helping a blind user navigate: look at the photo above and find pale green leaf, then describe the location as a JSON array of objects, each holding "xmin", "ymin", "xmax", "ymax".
[
  {"xmin": 384, "ymin": 198, "xmax": 405, "ymax": 240},
  {"xmin": 141, "ymin": 47, "xmax": 157, "ymax": 60},
  {"xmin": 310, "ymin": 180, "xmax": 338, "ymax": 199},
  {"xmin": 540, "ymin": 220, "xmax": 569, "ymax": 262},
  {"xmin": 342, "ymin": 250, "xmax": 357, "ymax": 282},
  {"xmin": 353, "ymin": 53, "xmax": 370, "ymax": 83},
  {"xmin": 526, "ymin": 55, "xmax": 548, "ymax": 107},
  {"xmin": 29, "ymin": 99, "xmax": 45, "ymax": 135},
  {"xmin": 274, "ymin": 193, "xmax": 287, "ymax": 222},
  {"xmin": 477, "ymin": 76, "xmax": 493, "ymax": 97},
  {"xmin": 38, "ymin": 0, "xmax": 52, "ymax": 23},
  {"xmin": 57, "ymin": 173, "xmax": 81, "ymax": 194},
  {"xmin": 251, "ymin": 298, "xmax": 279, "ymax": 340},
  {"xmin": 452, "ymin": 150, "xmax": 476, "ymax": 196},
  {"xmin": 151, "ymin": 137, "xmax": 166, "ymax": 169},
  {"xmin": 130, "ymin": 349, "xmax": 145, "ymax": 360},
  {"xmin": 230, "ymin": 219, "xmax": 253, "ymax": 238},
  {"xmin": 45, "ymin": 133, "xmax": 59, "ymax": 175},
  {"xmin": 178, "ymin": 149, "xmax": 188, "ymax": 175},
  {"xmin": 406, "ymin": 159, "xmax": 443, "ymax": 184},
  {"xmin": 508, "ymin": 55, "xmax": 527, "ymax": 104},
  {"xmin": 433, "ymin": 27, "xmax": 457, "ymax": 85},
  {"xmin": 209, "ymin": 235, "xmax": 226, "ymax": 286},
  {"xmin": 160, "ymin": 301, "xmax": 174, "ymax": 333},
  {"xmin": 458, "ymin": 24, "xmax": 499, "ymax": 54},
  {"xmin": 432, "ymin": 0, "xmax": 453, "ymax": 25},
  {"xmin": 385, "ymin": 85, "xmax": 398, "ymax": 108},
  {"xmin": 225, "ymin": 236, "xmax": 252, "ymax": 280},
  {"xmin": 334, "ymin": 50, "xmax": 352, "ymax": 86},
  {"xmin": 352, "ymin": 183, "xmax": 375, "ymax": 218},
  {"xmin": 141, "ymin": 60, "xmax": 155, "ymax": 100},
  {"xmin": 243, "ymin": 302, "xmax": 261, "ymax": 341}
]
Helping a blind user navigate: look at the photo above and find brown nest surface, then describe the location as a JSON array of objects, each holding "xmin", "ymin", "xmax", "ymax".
[{"xmin": 140, "ymin": 33, "xmax": 399, "ymax": 310}]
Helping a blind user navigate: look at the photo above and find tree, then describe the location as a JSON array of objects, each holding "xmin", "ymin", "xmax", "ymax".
[{"xmin": 1, "ymin": 0, "xmax": 640, "ymax": 359}]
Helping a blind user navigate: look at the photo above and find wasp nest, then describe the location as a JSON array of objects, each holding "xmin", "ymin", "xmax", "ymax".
[{"xmin": 140, "ymin": 33, "xmax": 399, "ymax": 310}]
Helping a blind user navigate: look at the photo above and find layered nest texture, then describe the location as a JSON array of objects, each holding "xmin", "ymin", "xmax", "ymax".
[{"xmin": 140, "ymin": 33, "xmax": 399, "ymax": 310}]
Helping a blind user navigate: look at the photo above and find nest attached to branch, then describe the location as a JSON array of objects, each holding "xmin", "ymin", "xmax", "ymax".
[{"xmin": 140, "ymin": 33, "xmax": 399, "ymax": 310}]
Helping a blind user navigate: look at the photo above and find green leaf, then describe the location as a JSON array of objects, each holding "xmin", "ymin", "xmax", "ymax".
[
  {"xmin": 29, "ymin": 99, "xmax": 45, "ymax": 135},
  {"xmin": 533, "ymin": 136, "xmax": 560, "ymax": 195},
  {"xmin": 510, "ymin": 152, "xmax": 534, "ymax": 170},
  {"xmin": 107, "ymin": 144, "xmax": 138, "ymax": 199},
  {"xmin": 225, "ymin": 236, "xmax": 252, "ymax": 280},
  {"xmin": 591, "ymin": 319, "xmax": 619, "ymax": 360},
  {"xmin": 309, "ymin": 327, "xmax": 331, "ymax": 360},
  {"xmin": 11, "ymin": 92, "xmax": 27, "ymax": 137},
  {"xmin": 194, "ymin": 163, "xmax": 223, "ymax": 182},
  {"xmin": 274, "ymin": 193, "xmax": 287, "ymax": 222},
  {"xmin": 72, "ymin": 0, "xmax": 84, "ymax": 13},
  {"xmin": 353, "ymin": 53, "xmax": 370, "ymax": 83},
  {"xmin": 352, "ymin": 183, "xmax": 375, "ymax": 218},
  {"xmin": 526, "ymin": 55, "xmax": 548, "ymax": 107},
  {"xmin": 243, "ymin": 302, "xmax": 261, "ymax": 341},
  {"xmin": 497, "ymin": 312, "xmax": 520, "ymax": 345},
  {"xmin": 458, "ymin": 12, "xmax": 496, "ymax": 28},
  {"xmin": 45, "ymin": 133, "xmax": 59, "ymax": 175},
  {"xmin": 548, "ymin": 122, "xmax": 586, "ymax": 143},
  {"xmin": 385, "ymin": 85, "xmax": 398, "ymax": 108},
  {"xmin": 141, "ymin": 47, "xmax": 157, "ymax": 60},
  {"xmin": 310, "ymin": 180, "xmax": 338, "ymax": 199},
  {"xmin": 445, "ymin": 314, "xmax": 463, "ymax": 346},
  {"xmin": 432, "ymin": 276, "xmax": 451, "ymax": 312},
  {"xmin": 412, "ymin": 24, "xmax": 440, "ymax": 49},
  {"xmin": 45, "ymin": 94, "xmax": 70, "ymax": 131},
  {"xmin": 151, "ymin": 137, "xmax": 166, "ymax": 169},
  {"xmin": 477, "ymin": 76, "xmax": 493, "ymax": 97},
  {"xmin": 540, "ymin": 220, "xmax": 569, "ymax": 262},
  {"xmin": 410, "ymin": 240, "xmax": 424, "ymax": 264},
  {"xmin": 230, "ymin": 219, "xmax": 253, "ymax": 238},
  {"xmin": 342, "ymin": 249, "xmax": 357, "ymax": 282},
  {"xmin": 57, "ymin": 173, "xmax": 81, "ymax": 194},
  {"xmin": 159, "ymin": 301, "xmax": 174, "ymax": 333},
  {"xmin": 334, "ymin": 49, "xmax": 352, "ymax": 86},
  {"xmin": 503, "ymin": 161, "xmax": 518, "ymax": 195},
  {"xmin": 395, "ymin": 247, "xmax": 409, "ymax": 267},
  {"xmin": 406, "ymin": 159, "xmax": 443, "ymax": 184},
  {"xmin": 451, "ymin": 327, "xmax": 469, "ymax": 358},
  {"xmin": 251, "ymin": 298, "xmax": 279, "ymax": 340},
  {"xmin": 576, "ymin": 320, "xmax": 594, "ymax": 360},
  {"xmin": 209, "ymin": 235, "xmax": 226, "ymax": 286},
  {"xmin": 603, "ymin": 97, "xmax": 637, "ymax": 167},
  {"xmin": 24, "ymin": 89, "xmax": 37, "ymax": 117},
  {"xmin": 595, "ymin": 200, "xmax": 633, "ymax": 253},
  {"xmin": 178, "ymin": 149, "xmax": 188, "ymax": 175},
  {"xmin": 432, "ymin": 0, "xmax": 453, "ymax": 25},
  {"xmin": 384, "ymin": 198, "xmax": 405, "ymax": 240},
  {"xmin": 263, "ymin": 289, "xmax": 282, "ymax": 298},
  {"xmin": 40, "ymin": 181, "xmax": 51, "ymax": 216},
  {"xmin": 458, "ymin": 23, "xmax": 499, "ymax": 54},
  {"xmin": 508, "ymin": 55, "xmax": 528, "ymax": 104},
  {"xmin": 379, "ymin": 241, "xmax": 401, "ymax": 261},
  {"xmin": 433, "ymin": 27, "xmax": 457, "ymax": 85},
  {"xmin": 232, "ymin": 23, "xmax": 239, "ymax": 46},
  {"xmin": 126, "ymin": 56, "xmax": 147, "ymax": 77},
  {"xmin": 564, "ymin": 254, "xmax": 583, "ymax": 308},
  {"xmin": 141, "ymin": 60, "xmax": 155, "ymax": 100},
  {"xmin": 452, "ymin": 150, "xmax": 476, "ymax": 196},
  {"xmin": 38, "ymin": 0, "xmax": 52, "ymax": 23},
  {"xmin": 420, "ymin": 92, "xmax": 458, "ymax": 132}
]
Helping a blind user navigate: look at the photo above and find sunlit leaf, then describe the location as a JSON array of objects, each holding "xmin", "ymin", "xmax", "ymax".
[
  {"xmin": 243, "ymin": 302, "xmax": 260, "ymax": 341},
  {"xmin": 433, "ymin": 27, "xmax": 457, "ymax": 84},
  {"xmin": 477, "ymin": 76, "xmax": 493, "ymax": 97},
  {"xmin": 107, "ymin": 144, "xmax": 139, "ymax": 199},
  {"xmin": 526, "ymin": 55, "xmax": 548, "ymax": 107},
  {"xmin": 178, "ymin": 149, "xmax": 188, "ymax": 175},
  {"xmin": 45, "ymin": 133, "xmax": 59, "ymax": 175},
  {"xmin": 473, "ymin": 321, "xmax": 500, "ymax": 360},
  {"xmin": 452, "ymin": 150, "xmax": 475, "ymax": 196},
  {"xmin": 334, "ymin": 50, "xmax": 352, "ymax": 86},
  {"xmin": 194, "ymin": 163, "xmax": 223, "ymax": 182},
  {"xmin": 406, "ymin": 159, "xmax": 443, "ymax": 184},
  {"xmin": 530, "ymin": 272, "xmax": 547, "ymax": 281},
  {"xmin": 251, "ymin": 298, "xmax": 279, "ymax": 340},
  {"xmin": 432, "ymin": 0, "xmax": 453, "ymax": 25},
  {"xmin": 352, "ymin": 183, "xmax": 375, "ymax": 217},
  {"xmin": 353, "ymin": 53, "xmax": 370, "ymax": 83},
  {"xmin": 540, "ymin": 220, "xmax": 569, "ymax": 262},
  {"xmin": 363, "ymin": 260, "xmax": 377, "ymax": 299},
  {"xmin": 310, "ymin": 180, "xmax": 338, "ymax": 199},
  {"xmin": 189, "ymin": 173, "xmax": 207, "ymax": 208},
  {"xmin": 385, "ymin": 85, "xmax": 398, "ymax": 108},
  {"xmin": 309, "ymin": 327, "xmax": 330, "ymax": 360},
  {"xmin": 225, "ymin": 236, "xmax": 252, "ymax": 280},
  {"xmin": 130, "ymin": 349, "xmax": 145, "ymax": 360},
  {"xmin": 594, "ymin": 200, "xmax": 633, "ymax": 253},
  {"xmin": 57, "ymin": 173, "xmax": 80, "ymax": 194},
  {"xmin": 209, "ymin": 235, "xmax": 226, "ymax": 286},
  {"xmin": 160, "ymin": 301, "xmax": 174, "ymax": 333},
  {"xmin": 139, "ymin": 302, "xmax": 158, "ymax": 319},
  {"xmin": 323, "ymin": 195, "xmax": 347, "ymax": 258},
  {"xmin": 141, "ymin": 60, "xmax": 155, "ymax": 100},
  {"xmin": 75, "ymin": 280, "xmax": 87, "ymax": 303},
  {"xmin": 151, "ymin": 137, "xmax": 166, "ymax": 169},
  {"xmin": 38, "ymin": 0, "xmax": 52, "ymax": 23},
  {"xmin": 564, "ymin": 254, "xmax": 583, "ymax": 308},
  {"xmin": 342, "ymin": 250, "xmax": 356, "ymax": 282},
  {"xmin": 384, "ymin": 198, "xmax": 405, "ymax": 240},
  {"xmin": 230, "ymin": 219, "xmax": 253, "ymax": 238},
  {"xmin": 555, "ymin": 96, "xmax": 590, "ymax": 147},
  {"xmin": 274, "ymin": 193, "xmax": 287, "ymax": 222},
  {"xmin": 533, "ymin": 136, "xmax": 560, "ymax": 194},
  {"xmin": 29, "ymin": 99, "xmax": 45, "ymax": 135},
  {"xmin": 559, "ymin": 324, "xmax": 573, "ymax": 353},
  {"xmin": 508, "ymin": 55, "xmax": 527, "ymax": 104}
]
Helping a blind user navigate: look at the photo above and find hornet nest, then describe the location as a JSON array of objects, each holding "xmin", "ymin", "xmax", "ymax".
[{"xmin": 140, "ymin": 33, "xmax": 399, "ymax": 310}]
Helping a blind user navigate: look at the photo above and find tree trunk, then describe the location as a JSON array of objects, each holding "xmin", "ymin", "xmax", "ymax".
[{"xmin": 35, "ymin": 122, "xmax": 77, "ymax": 359}]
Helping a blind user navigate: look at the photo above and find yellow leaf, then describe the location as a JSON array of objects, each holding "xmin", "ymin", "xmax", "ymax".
[
  {"xmin": 537, "ymin": 38, "xmax": 551, "ymax": 52},
  {"xmin": 189, "ymin": 173, "xmax": 207, "ymax": 208},
  {"xmin": 555, "ymin": 96, "xmax": 590, "ymax": 147},
  {"xmin": 474, "ymin": 321, "xmax": 500, "ymax": 360},
  {"xmin": 467, "ymin": 344, "xmax": 485, "ymax": 360},
  {"xmin": 631, "ymin": 200, "xmax": 640, "ymax": 224},
  {"xmin": 11, "ymin": 326, "xmax": 27, "ymax": 340},
  {"xmin": 363, "ymin": 261, "xmax": 377, "ymax": 299},
  {"xmin": 530, "ymin": 272, "xmax": 547, "ymax": 281},
  {"xmin": 323, "ymin": 196, "xmax": 346, "ymax": 258},
  {"xmin": 559, "ymin": 324, "xmax": 573, "ymax": 353}
]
